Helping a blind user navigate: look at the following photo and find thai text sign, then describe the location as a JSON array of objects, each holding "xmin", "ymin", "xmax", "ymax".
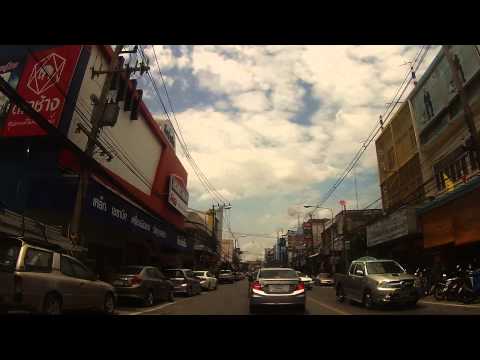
[
  {"xmin": 2, "ymin": 46, "xmax": 82, "ymax": 137},
  {"xmin": 367, "ymin": 208, "xmax": 418, "ymax": 247}
]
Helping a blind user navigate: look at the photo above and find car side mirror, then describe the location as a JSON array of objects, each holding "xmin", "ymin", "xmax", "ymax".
[{"xmin": 356, "ymin": 270, "xmax": 364, "ymax": 276}]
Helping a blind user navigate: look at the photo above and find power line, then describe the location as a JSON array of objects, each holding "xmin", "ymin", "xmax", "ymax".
[
  {"xmin": 141, "ymin": 45, "xmax": 229, "ymax": 205},
  {"xmin": 286, "ymin": 45, "xmax": 431, "ymax": 231}
]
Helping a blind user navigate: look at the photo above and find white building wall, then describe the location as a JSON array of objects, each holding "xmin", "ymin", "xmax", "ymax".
[{"xmin": 66, "ymin": 46, "xmax": 162, "ymax": 195}]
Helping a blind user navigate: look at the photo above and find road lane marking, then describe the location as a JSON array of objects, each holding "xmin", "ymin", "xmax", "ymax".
[
  {"xmin": 126, "ymin": 301, "xmax": 179, "ymax": 315},
  {"xmin": 419, "ymin": 300, "xmax": 480, "ymax": 309},
  {"xmin": 308, "ymin": 296, "xmax": 351, "ymax": 315}
]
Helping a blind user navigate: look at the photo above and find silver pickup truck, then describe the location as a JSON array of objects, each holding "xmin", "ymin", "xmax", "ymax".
[{"xmin": 334, "ymin": 257, "xmax": 420, "ymax": 309}]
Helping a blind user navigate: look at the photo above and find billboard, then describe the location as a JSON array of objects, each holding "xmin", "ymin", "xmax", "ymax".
[
  {"xmin": 410, "ymin": 45, "xmax": 480, "ymax": 144},
  {"xmin": 2, "ymin": 45, "xmax": 82, "ymax": 137},
  {"xmin": 0, "ymin": 57, "xmax": 25, "ymax": 130},
  {"xmin": 367, "ymin": 208, "xmax": 418, "ymax": 247}
]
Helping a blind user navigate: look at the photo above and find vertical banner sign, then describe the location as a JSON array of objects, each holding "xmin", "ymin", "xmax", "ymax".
[{"xmin": 2, "ymin": 46, "xmax": 82, "ymax": 137}]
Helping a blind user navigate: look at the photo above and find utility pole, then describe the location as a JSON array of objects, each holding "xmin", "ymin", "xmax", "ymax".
[
  {"xmin": 443, "ymin": 46, "xmax": 480, "ymax": 157},
  {"xmin": 69, "ymin": 45, "xmax": 124, "ymax": 244}
]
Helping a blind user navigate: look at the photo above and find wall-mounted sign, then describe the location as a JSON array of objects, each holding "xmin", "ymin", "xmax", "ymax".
[
  {"xmin": 367, "ymin": 208, "xmax": 418, "ymax": 247},
  {"xmin": 2, "ymin": 46, "xmax": 82, "ymax": 137},
  {"xmin": 0, "ymin": 60, "xmax": 23, "ymax": 129},
  {"xmin": 168, "ymin": 175, "xmax": 188, "ymax": 216}
]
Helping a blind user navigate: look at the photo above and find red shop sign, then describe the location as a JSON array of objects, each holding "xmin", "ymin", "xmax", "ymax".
[{"xmin": 2, "ymin": 45, "xmax": 82, "ymax": 137}]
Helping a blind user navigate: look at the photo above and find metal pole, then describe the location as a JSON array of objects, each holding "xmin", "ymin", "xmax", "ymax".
[{"xmin": 70, "ymin": 45, "xmax": 124, "ymax": 244}]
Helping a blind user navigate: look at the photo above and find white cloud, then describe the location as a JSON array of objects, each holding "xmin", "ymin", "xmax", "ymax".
[{"xmin": 146, "ymin": 45, "xmax": 442, "ymax": 243}]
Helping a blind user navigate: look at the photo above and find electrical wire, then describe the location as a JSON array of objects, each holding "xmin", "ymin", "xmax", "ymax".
[
  {"xmin": 287, "ymin": 45, "xmax": 432, "ymax": 232},
  {"xmin": 140, "ymin": 45, "xmax": 229, "ymax": 205}
]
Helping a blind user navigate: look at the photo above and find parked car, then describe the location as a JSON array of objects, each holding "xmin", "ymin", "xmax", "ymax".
[
  {"xmin": 315, "ymin": 273, "xmax": 335, "ymax": 286},
  {"xmin": 234, "ymin": 272, "xmax": 243, "ymax": 281},
  {"xmin": 0, "ymin": 235, "xmax": 116, "ymax": 315},
  {"xmin": 111, "ymin": 266, "xmax": 174, "ymax": 306},
  {"xmin": 218, "ymin": 269, "xmax": 235, "ymax": 284},
  {"xmin": 249, "ymin": 267, "xmax": 306, "ymax": 314},
  {"xmin": 193, "ymin": 270, "xmax": 218, "ymax": 291},
  {"xmin": 334, "ymin": 257, "xmax": 419, "ymax": 309},
  {"xmin": 296, "ymin": 271, "xmax": 313, "ymax": 290},
  {"xmin": 164, "ymin": 268, "xmax": 202, "ymax": 296}
]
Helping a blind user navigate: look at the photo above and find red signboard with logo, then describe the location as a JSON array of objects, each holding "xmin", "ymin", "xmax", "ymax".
[{"xmin": 2, "ymin": 45, "xmax": 82, "ymax": 137}]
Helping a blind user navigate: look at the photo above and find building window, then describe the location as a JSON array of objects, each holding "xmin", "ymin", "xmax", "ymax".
[{"xmin": 434, "ymin": 153, "xmax": 471, "ymax": 191}]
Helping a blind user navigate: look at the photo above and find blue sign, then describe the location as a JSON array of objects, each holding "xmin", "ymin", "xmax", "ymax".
[{"xmin": 83, "ymin": 181, "xmax": 189, "ymax": 251}]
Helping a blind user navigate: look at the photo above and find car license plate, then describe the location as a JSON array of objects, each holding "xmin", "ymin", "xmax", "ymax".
[
  {"xmin": 269, "ymin": 285, "xmax": 289, "ymax": 293},
  {"xmin": 113, "ymin": 280, "xmax": 124, "ymax": 286}
]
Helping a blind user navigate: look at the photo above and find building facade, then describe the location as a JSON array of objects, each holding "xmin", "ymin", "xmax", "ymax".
[{"xmin": 0, "ymin": 45, "xmax": 190, "ymax": 277}]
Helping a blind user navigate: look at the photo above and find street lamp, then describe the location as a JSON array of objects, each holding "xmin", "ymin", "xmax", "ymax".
[{"xmin": 304, "ymin": 205, "xmax": 335, "ymax": 273}]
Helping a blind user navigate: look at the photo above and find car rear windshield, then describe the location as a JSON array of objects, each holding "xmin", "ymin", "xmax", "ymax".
[
  {"xmin": 165, "ymin": 270, "xmax": 184, "ymax": 278},
  {"xmin": 366, "ymin": 261, "xmax": 405, "ymax": 275},
  {"xmin": 193, "ymin": 271, "xmax": 206, "ymax": 276},
  {"xmin": 259, "ymin": 269, "xmax": 297, "ymax": 279},
  {"xmin": 318, "ymin": 273, "xmax": 330, "ymax": 277},
  {"xmin": 119, "ymin": 266, "xmax": 143, "ymax": 274},
  {"xmin": 0, "ymin": 238, "xmax": 21, "ymax": 269}
]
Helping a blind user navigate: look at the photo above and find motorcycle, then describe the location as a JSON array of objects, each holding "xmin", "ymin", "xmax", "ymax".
[
  {"xmin": 433, "ymin": 265, "xmax": 465, "ymax": 301},
  {"xmin": 458, "ymin": 267, "xmax": 480, "ymax": 304}
]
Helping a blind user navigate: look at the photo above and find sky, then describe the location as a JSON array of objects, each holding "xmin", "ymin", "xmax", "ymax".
[{"xmin": 136, "ymin": 45, "xmax": 441, "ymax": 261}]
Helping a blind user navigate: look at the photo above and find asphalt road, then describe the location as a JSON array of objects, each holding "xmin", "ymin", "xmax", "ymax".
[{"xmin": 116, "ymin": 280, "xmax": 480, "ymax": 315}]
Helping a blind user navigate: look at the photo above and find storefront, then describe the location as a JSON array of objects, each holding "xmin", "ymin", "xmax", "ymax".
[
  {"xmin": 367, "ymin": 207, "xmax": 421, "ymax": 271},
  {"xmin": 418, "ymin": 175, "xmax": 480, "ymax": 270},
  {"xmin": 24, "ymin": 173, "xmax": 191, "ymax": 276}
]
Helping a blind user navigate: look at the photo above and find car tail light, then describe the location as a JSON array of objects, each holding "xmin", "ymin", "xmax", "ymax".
[
  {"xmin": 252, "ymin": 281, "xmax": 262, "ymax": 290},
  {"xmin": 296, "ymin": 282, "xmax": 305, "ymax": 291},
  {"xmin": 129, "ymin": 276, "xmax": 142, "ymax": 285}
]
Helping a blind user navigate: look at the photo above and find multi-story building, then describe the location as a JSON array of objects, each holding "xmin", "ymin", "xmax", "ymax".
[
  {"xmin": 409, "ymin": 45, "xmax": 480, "ymax": 268},
  {"xmin": 368, "ymin": 45, "xmax": 480, "ymax": 271},
  {"xmin": 220, "ymin": 239, "xmax": 234, "ymax": 264},
  {"xmin": 0, "ymin": 45, "xmax": 190, "ymax": 276},
  {"xmin": 375, "ymin": 102, "xmax": 424, "ymax": 211}
]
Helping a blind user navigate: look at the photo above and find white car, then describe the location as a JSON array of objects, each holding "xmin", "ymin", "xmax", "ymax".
[
  {"xmin": 193, "ymin": 271, "xmax": 218, "ymax": 291},
  {"xmin": 296, "ymin": 272, "xmax": 313, "ymax": 290}
]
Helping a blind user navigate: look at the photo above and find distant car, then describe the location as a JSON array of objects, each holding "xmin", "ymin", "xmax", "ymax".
[
  {"xmin": 218, "ymin": 270, "xmax": 234, "ymax": 284},
  {"xmin": 233, "ymin": 272, "xmax": 243, "ymax": 281},
  {"xmin": 193, "ymin": 270, "xmax": 218, "ymax": 291},
  {"xmin": 0, "ymin": 235, "xmax": 116, "ymax": 315},
  {"xmin": 315, "ymin": 273, "xmax": 335, "ymax": 286},
  {"xmin": 296, "ymin": 271, "xmax": 313, "ymax": 290},
  {"xmin": 249, "ymin": 267, "xmax": 306, "ymax": 314},
  {"xmin": 164, "ymin": 269, "xmax": 202, "ymax": 296},
  {"xmin": 111, "ymin": 266, "xmax": 174, "ymax": 306}
]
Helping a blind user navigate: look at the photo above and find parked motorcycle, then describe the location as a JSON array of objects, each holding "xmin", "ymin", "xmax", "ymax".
[
  {"xmin": 459, "ymin": 267, "xmax": 480, "ymax": 304},
  {"xmin": 433, "ymin": 265, "xmax": 465, "ymax": 301}
]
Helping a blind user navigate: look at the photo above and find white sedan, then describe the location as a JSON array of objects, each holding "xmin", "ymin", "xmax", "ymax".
[
  {"xmin": 296, "ymin": 272, "xmax": 314, "ymax": 290},
  {"xmin": 193, "ymin": 271, "xmax": 218, "ymax": 291}
]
